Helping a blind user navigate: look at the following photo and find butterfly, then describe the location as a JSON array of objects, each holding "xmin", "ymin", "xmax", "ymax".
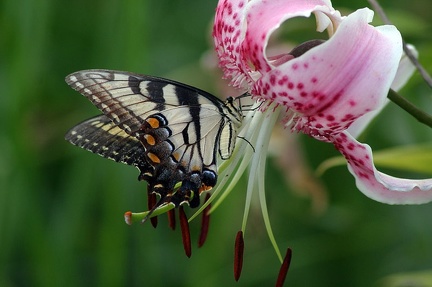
[{"xmin": 65, "ymin": 69, "xmax": 244, "ymax": 209}]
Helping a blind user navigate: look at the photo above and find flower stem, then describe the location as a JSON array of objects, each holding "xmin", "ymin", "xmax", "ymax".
[{"xmin": 388, "ymin": 89, "xmax": 432, "ymax": 128}]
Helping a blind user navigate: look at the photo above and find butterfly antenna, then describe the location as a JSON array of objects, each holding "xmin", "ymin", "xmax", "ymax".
[
  {"xmin": 243, "ymin": 100, "xmax": 265, "ymax": 112},
  {"xmin": 237, "ymin": 136, "xmax": 255, "ymax": 153},
  {"xmin": 236, "ymin": 92, "xmax": 252, "ymax": 100},
  {"xmin": 235, "ymin": 92, "xmax": 254, "ymax": 113},
  {"xmin": 240, "ymin": 104, "xmax": 257, "ymax": 112},
  {"xmin": 234, "ymin": 92, "xmax": 266, "ymax": 113}
]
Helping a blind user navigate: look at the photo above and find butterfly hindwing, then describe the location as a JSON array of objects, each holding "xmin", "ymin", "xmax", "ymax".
[
  {"xmin": 66, "ymin": 69, "xmax": 243, "ymax": 208},
  {"xmin": 65, "ymin": 114, "xmax": 148, "ymax": 167}
]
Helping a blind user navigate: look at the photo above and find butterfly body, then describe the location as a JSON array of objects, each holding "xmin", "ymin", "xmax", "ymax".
[{"xmin": 65, "ymin": 70, "xmax": 243, "ymax": 208}]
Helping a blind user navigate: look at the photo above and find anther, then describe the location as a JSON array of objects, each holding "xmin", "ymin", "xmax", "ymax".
[
  {"xmin": 147, "ymin": 192, "xmax": 158, "ymax": 228},
  {"xmin": 198, "ymin": 193, "xmax": 211, "ymax": 248},
  {"xmin": 275, "ymin": 248, "xmax": 292, "ymax": 287},
  {"xmin": 167, "ymin": 208, "xmax": 176, "ymax": 230},
  {"xmin": 179, "ymin": 206, "xmax": 191, "ymax": 258},
  {"xmin": 234, "ymin": 231, "xmax": 244, "ymax": 281},
  {"xmin": 289, "ymin": 39, "xmax": 326, "ymax": 58}
]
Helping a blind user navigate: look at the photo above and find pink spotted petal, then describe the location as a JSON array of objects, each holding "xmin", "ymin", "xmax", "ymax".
[
  {"xmin": 213, "ymin": 0, "xmax": 340, "ymax": 88},
  {"xmin": 334, "ymin": 132, "xmax": 432, "ymax": 204},
  {"xmin": 256, "ymin": 8, "xmax": 402, "ymax": 136},
  {"xmin": 213, "ymin": 0, "xmax": 251, "ymax": 88},
  {"xmin": 243, "ymin": 0, "xmax": 340, "ymax": 74}
]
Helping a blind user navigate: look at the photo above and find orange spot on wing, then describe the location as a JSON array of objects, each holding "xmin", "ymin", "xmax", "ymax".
[
  {"xmin": 144, "ymin": 134, "xmax": 156, "ymax": 145},
  {"xmin": 146, "ymin": 117, "xmax": 160, "ymax": 129},
  {"xmin": 147, "ymin": 152, "xmax": 161, "ymax": 163}
]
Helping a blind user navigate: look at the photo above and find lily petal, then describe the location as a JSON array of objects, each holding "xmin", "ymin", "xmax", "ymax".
[
  {"xmin": 334, "ymin": 132, "xmax": 432, "ymax": 204},
  {"xmin": 348, "ymin": 44, "xmax": 418, "ymax": 138},
  {"xmin": 213, "ymin": 0, "xmax": 341, "ymax": 88},
  {"xmin": 213, "ymin": 0, "xmax": 251, "ymax": 88},
  {"xmin": 392, "ymin": 44, "xmax": 418, "ymax": 91},
  {"xmin": 255, "ymin": 8, "xmax": 402, "ymax": 137},
  {"xmin": 243, "ymin": 0, "xmax": 340, "ymax": 74}
]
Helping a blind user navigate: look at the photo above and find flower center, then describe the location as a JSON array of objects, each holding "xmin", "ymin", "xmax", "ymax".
[{"xmin": 269, "ymin": 39, "xmax": 326, "ymax": 67}]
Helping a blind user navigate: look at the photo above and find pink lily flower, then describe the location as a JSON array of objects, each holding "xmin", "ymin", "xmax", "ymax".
[{"xmin": 213, "ymin": 0, "xmax": 432, "ymax": 204}]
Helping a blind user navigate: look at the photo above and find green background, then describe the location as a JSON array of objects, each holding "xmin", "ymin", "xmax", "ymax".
[{"xmin": 2, "ymin": 0, "xmax": 432, "ymax": 286}]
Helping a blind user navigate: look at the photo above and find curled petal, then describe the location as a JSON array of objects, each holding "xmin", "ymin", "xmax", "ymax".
[
  {"xmin": 256, "ymin": 8, "xmax": 402, "ymax": 136},
  {"xmin": 244, "ymin": 0, "xmax": 340, "ymax": 74},
  {"xmin": 213, "ymin": 0, "xmax": 341, "ymax": 88},
  {"xmin": 334, "ymin": 132, "xmax": 432, "ymax": 204}
]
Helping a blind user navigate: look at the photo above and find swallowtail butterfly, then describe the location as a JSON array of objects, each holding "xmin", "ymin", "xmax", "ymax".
[{"xmin": 65, "ymin": 70, "xmax": 243, "ymax": 209}]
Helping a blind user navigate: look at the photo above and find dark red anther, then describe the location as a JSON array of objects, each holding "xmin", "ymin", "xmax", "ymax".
[
  {"xmin": 198, "ymin": 193, "xmax": 211, "ymax": 248},
  {"xmin": 234, "ymin": 231, "xmax": 244, "ymax": 281},
  {"xmin": 147, "ymin": 192, "xmax": 158, "ymax": 228},
  {"xmin": 289, "ymin": 39, "xmax": 325, "ymax": 58},
  {"xmin": 275, "ymin": 248, "xmax": 292, "ymax": 287},
  {"xmin": 167, "ymin": 208, "xmax": 176, "ymax": 230},
  {"xmin": 179, "ymin": 206, "xmax": 191, "ymax": 258}
]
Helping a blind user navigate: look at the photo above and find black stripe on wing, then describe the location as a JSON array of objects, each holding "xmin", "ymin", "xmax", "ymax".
[{"xmin": 65, "ymin": 70, "xmax": 229, "ymax": 137}]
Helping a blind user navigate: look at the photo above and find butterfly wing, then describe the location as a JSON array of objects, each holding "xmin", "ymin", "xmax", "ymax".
[
  {"xmin": 65, "ymin": 114, "xmax": 147, "ymax": 165},
  {"xmin": 66, "ymin": 69, "xmax": 241, "ymax": 208}
]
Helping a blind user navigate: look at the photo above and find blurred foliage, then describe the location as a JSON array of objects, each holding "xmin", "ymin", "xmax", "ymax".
[
  {"xmin": 1, "ymin": 0, "xmax": 432, "ymax": 286},
  {"xmin": 378, "ymin": 270, "xmax": 432, "ymax": 287}
]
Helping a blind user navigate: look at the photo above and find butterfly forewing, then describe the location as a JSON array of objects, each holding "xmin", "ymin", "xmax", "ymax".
[{"xmin": 66, "ymin": 69, "xmax": 243, "ymax": 208}]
